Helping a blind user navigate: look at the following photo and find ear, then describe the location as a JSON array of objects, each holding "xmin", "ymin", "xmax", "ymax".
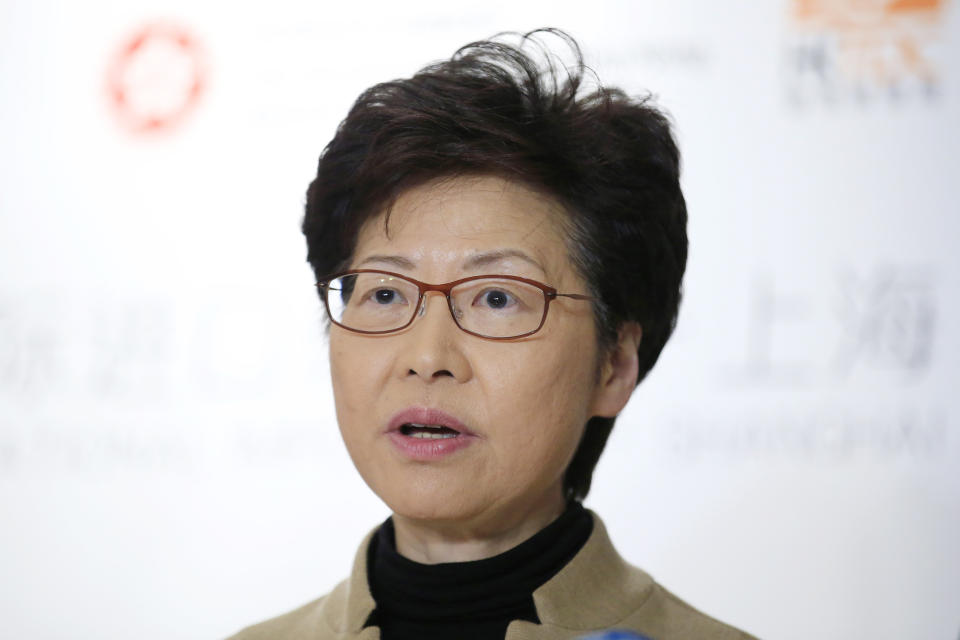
[{"xmin": 589, "ymin": 322, "xmax": 642, "ymax": 418}]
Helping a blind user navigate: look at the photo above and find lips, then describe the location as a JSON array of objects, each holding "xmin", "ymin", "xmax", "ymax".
[
  {"xmin": 386, "ymin": 407, "xmax": 478, "ymax": 459},
  {"xmin": 387, "ymin": 407, "xmax": 475, "ymax": 436}
]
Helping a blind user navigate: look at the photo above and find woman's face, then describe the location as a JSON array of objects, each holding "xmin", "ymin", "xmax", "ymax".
[{"xmin": 329, "ymin": 175, "xmax": 628, "ymax": 535}]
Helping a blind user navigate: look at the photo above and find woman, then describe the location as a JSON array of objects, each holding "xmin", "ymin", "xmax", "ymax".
[{"xmin": 230, "ymin": 30, "xmax": 756, "ymax": 640}]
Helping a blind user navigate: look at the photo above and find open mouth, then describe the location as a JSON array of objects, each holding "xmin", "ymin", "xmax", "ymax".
[{"xmin": 399, "ymin": 423, "xmax": 461, "ymax": 439}]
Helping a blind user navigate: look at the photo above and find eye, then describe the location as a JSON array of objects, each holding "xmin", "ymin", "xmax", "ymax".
[
  {"xmin": 475, "ymin": 288, "xmax": 516, "ymax": 310},
  {"xmin": 369, "ymin": 287, "xmax": 406, "ymax": 305},
  {"xmin": 375, "ymin": 288, "xmax": 397, "ymax": 304}
]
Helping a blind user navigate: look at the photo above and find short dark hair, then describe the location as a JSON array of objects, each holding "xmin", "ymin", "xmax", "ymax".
[{"xmin": 303, "ymin": 29, "xmax": 687, "ymax": 501}]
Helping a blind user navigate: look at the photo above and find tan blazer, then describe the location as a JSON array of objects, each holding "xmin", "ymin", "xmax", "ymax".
[{"xmin": 228, "ymin": 512, "xmax": 758, "ymax": 640}]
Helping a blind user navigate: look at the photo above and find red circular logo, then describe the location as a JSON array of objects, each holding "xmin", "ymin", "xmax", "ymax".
[{"xmin": 106, "ymin": 23, "xmax": 207, "ymax": 133}]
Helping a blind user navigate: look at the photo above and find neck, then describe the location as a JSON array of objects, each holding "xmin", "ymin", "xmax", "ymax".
[{"xmin": 391, "ymin": 490, "xmax": 567, "ymax": 564}]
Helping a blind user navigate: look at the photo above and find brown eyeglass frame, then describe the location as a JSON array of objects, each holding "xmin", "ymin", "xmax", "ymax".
[{"xmin": 316, "ymin": 269, "xmax": 594, "ymax": 340}]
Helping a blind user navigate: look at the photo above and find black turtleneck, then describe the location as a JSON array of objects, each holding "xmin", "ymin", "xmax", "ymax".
[{"xmin": 364, "ymin": 502, "xmax": 593, "ymax": 640}]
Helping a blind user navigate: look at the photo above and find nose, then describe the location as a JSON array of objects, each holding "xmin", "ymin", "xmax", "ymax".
[{"xmin": 398, "ymin": 292, "xmax": 472, "ymax": 382}]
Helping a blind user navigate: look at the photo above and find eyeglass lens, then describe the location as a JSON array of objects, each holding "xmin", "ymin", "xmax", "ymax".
[{"xmin": 324, "ymin": 272, "xmax": 547, "ymax": 338}]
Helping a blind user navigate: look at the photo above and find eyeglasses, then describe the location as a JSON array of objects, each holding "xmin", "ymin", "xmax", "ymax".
[{"xmin": 316, "ymin": 269, "xmax": 594, "ymax": 340}]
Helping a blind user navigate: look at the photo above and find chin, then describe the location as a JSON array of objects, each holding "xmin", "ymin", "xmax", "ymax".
[
  {"xmin": 388, "ymin": 499, "xmax": 477, "ymax": 525},
  {"xmin": 375, "ymin": 470, "xmax": 491, "ymax": 525}
]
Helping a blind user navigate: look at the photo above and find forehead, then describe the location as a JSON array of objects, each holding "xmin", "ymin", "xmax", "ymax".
[{"xmin": 353, "ymin": 176, "xmax": 572, "ymax": 276}]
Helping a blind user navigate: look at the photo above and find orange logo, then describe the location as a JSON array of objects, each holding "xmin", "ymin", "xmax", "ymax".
[
  {"xmin": 106, "ymin": 22, "xmax": 207, "ymax": 133},
  {"xmin": 785, "ymin": 0, "xmax": 949, "ymax": 105}
]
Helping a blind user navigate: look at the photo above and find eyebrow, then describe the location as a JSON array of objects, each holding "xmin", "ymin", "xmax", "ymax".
[
  {"xmin": 356, "ymin": 249, "xmax": 546, "ymax": 274},
  {"xmin": 462, "ymin": 249, "xmax": 546, "ymax": 273},
  {"xmin": 357, "ymin": 254, "xmax": 416, "ymax": 269}
]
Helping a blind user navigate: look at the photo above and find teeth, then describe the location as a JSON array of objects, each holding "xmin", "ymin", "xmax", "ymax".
[{"xmin": 400, "ymin": 422, "xmax": 460, "ymax": 439}]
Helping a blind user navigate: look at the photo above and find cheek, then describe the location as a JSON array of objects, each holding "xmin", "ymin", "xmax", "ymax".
[
  {"xmin": 478, "ymin": 337, "xmax": 598, "ymax": 454},
  {"xmin": 492, "ymin": 335, "xmax": 596, "ymax": 403},
  {"xmin": 328, "ymin": 335, "xmax": 388, "ymax": 429},
  {"xmin": 328, "ymin": 338, "xmax": 351, "ymax": 409}
]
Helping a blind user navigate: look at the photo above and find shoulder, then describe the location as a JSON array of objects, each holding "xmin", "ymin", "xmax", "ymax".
[
  {"xmin": 226, "ymin": 526, "xmax": 380, "ymax": 639},
  {"xmin": 625, "ymin": 579, "xmax": 759, "ymax": 640},
  {"xmin": 225, "ymin": 594, "xmax": 330, "ymax": 640},
  {"xmin": 531, "ymin": 511, "xmax": 758, "ymax": 639}
]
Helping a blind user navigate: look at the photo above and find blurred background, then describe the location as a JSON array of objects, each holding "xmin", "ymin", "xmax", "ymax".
[{"xmin": 1, "ymin": 1, "xmax": 958, "ymax": 638}]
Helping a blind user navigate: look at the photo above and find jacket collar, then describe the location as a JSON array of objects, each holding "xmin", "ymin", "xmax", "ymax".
[
  {"xmin": 318, "ymin": 526, "xmax": 378, "ymax": 633},
  {"xmin": 322, "ymin": 510, "xmax": 654, "ymax": 633},
  {"xmin": 532, "ymin": 513, "xmax": 655, "ymax": 630}
]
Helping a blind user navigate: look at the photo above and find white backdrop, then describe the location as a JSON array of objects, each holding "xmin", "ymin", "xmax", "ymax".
[{"xmin": 1, "ymin": 1, "xmax": 958, "ymax": 639}]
